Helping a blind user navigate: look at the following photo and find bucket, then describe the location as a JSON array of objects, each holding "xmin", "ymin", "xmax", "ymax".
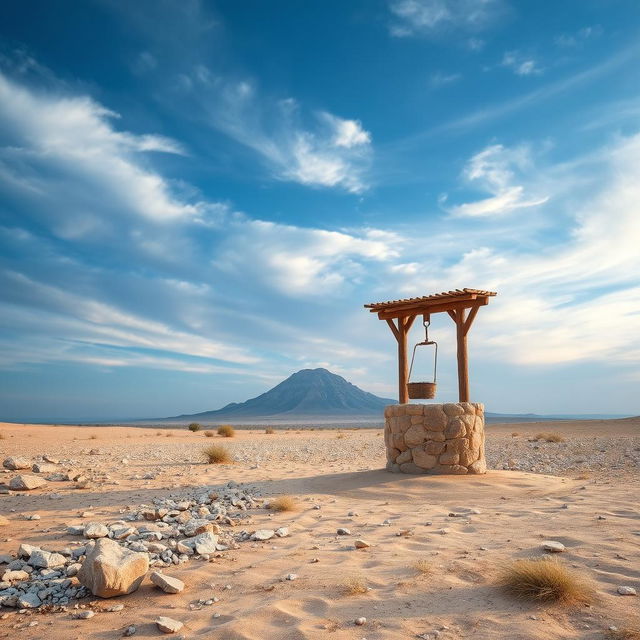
[{"xmin": 407, "ymin": 381, "xmax": 437, "ymax": 399}]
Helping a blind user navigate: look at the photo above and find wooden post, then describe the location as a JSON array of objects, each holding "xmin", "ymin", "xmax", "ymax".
[
  {"xmin": 455, "ymin": 309, "xmax": 469, "ymax": 403},
  {"xmin": 398, "ymin": 318, "xmax": 408, "ymax": 404}
]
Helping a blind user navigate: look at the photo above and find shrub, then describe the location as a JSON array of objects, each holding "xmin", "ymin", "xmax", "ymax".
[
  {"xmin": 0, "ymin": 432, "xmax": 5, "ymax": 440},
  {"xmin": 204, "ymin": 430, "xmax": 215, "ymax": 437},
  {"xmin": 265, "ymin": 427, "xmax": 275, "ymax": 434},
  {"xmin": 203, "ymin": 444, "xmax": 232, "ymax": 464},
  {"xmin": 414, "ymin": 559, "xmax": 432, "ymax": 575},
  {"xmin": 89, "ymin": 434, "xmax": 98, "ymax": 440},
  {"xmin": 188, "ymin": 423, "xmax": 202, "ymax": 432},
  {"xmin": 534, "ymin": 432, "xmax": 565, "ymax": 443},
  {"xmin": 343, "ymin": 574, "xmax": 368, "ymax": 595},
  {"xmin": 165, "ymin": 432, "xmax": 174, "ymax": 437},
  {"xmin": 268, "ymin": 495, "xmax": 297, "ymax": 512},
  {"xmin": 607, "ymin": 629, "xmax": 640, "ymax": 640},
  {"xmin": 498, "ymin": 558, "xmax": 594, "ymax": 604},
  {"xmin": 217, "ymin": 424, "xmax": 235, "ymax": 438}
]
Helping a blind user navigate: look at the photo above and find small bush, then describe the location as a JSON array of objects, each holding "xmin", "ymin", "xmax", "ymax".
[
  {"xmin": 414, "ymin": 559, "xmax": 432, "ymax": 575},
  {"xmin": 534, "ymin": 432, "xmax": 565, "ymax": 443},
  {"xmin": 511, "ymin": 432, "xmax": 520, "ymax": 437},
  {"xmin": 343, "ymin": 574, "xmax": 368, "ymax": 595},
  {"xmin": 265, "ymin": 427, "xmax": 275, "ymax": 434},
  {"xmin": 217, "ymin": 424, "xmax": 235, "ymax": 438},
  {"xmin": 336, "ymin": 432, "xmax": 346, "ymax": 439},
  {"xmin": 165, "ymin": 432, "xmax": 174, "ymax": 437},
  {"xmin": 268, "ymin": 495, "xmax": 297, "ymax": 512},
  {"xmin": 498, "ymin": 558, "xmax": 593, "ymax": 604},
  {"xmin": 204, "ymin": 430, "xmax": 215, "ymax": 437},
  {"xmin": 203, "ymin": 444, "xmax": 232, "ymax": 464},
  {"xmin": 188, "ymin": 422, "xmax": 202, "ymax": 432},
  {"xmin": 89, "ymin": 434, "xmax": 98, "ymax": 440},
  {"xmin": 607, "ymin": 628, "xmax": 640, "ymax": 640},
  {"xmin": 0, "ymin": 432, "xmax": 5, "ymax": 440}
]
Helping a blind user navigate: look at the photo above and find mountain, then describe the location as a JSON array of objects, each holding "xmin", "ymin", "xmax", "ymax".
[{"xmin": 164, "ymin": 368, "xmax": 395, "ymax": 420}]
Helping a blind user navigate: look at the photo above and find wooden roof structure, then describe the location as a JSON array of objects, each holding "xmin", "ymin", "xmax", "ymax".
[{"xmin": 365, "ymin": 288, "xmax": 497, "ymax": 404}]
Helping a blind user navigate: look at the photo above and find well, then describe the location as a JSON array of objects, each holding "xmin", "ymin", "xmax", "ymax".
[{"xmin": 384, "ymin": 402, "xmax": 486, "ymax": 474}]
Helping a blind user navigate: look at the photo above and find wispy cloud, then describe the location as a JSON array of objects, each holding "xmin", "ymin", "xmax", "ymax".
[
  {"xmin": 429, "ymin": 71, "xmax": 462, "ymax": 87},
  {"xmin": 389, "ymin": 0, "xmax": 504, "ymax": 37},
  {"xmin": 555, "ymin": 25, "xmax": 602, "ymax": 48},
  {"xmin": 501, "ymin": 51, "xmax": 542, "ymax": 76}
]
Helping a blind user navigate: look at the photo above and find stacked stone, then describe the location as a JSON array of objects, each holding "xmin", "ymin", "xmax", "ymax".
[{"xmin": 384, "ymin": 402, "xmax": 486, "ymax": 475}]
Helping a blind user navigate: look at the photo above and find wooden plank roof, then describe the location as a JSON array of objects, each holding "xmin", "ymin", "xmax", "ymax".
[{"xmin": 365, "ymin": 288, "xmax": 496, "ymax": 316}]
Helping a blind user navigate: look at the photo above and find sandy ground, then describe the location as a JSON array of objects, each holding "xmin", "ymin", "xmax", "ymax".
[{"xmin": 0, "ymin": 418, "xmax": 639, "ymax": 640}]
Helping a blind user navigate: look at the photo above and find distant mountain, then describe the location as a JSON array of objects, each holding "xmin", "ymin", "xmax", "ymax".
[{"xmin": 164, "ymin": 368, "xmax": 395, "ymax": 420}]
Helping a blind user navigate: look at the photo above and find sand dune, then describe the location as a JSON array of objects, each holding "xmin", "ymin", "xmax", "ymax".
[{"xmin": 0, "ymin": 419, "xmax": 639, "ymax": 639}]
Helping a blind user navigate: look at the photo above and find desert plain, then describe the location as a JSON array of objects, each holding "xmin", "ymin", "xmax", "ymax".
[{"xmin": 0, "ymin": 417, "xmax": 639, "ymax": 640}]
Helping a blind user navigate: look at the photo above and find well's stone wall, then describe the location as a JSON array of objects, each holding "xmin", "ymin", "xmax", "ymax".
[{"xmin": 384, "ymin": 402, "xmax": 486, "ymax": 475}]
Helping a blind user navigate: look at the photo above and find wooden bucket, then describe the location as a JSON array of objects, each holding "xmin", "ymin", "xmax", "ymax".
[{"xmin": 407, "ymin": 382, "xmax": 437, "ymax": 399}]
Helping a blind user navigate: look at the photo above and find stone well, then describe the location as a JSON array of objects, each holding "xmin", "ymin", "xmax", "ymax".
[{"xmin": 384, "ymin": 402, "xmax": 486, "ymax": 475}]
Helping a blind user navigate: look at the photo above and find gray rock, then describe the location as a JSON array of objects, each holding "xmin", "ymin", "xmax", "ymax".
[
  {"xmin": 32, "ymin": 463, "xmax": 58, "ymax": 474},
  {"xmin": 9, "ymin": 475, "xmax": 47, "ymax": 490},
  {"xmin": 28, "ymin": 550, "xmax": 67, "ymax": 568},
  {"xmin": 17, "ymin": 592, "xmax": 41, "ymax": 608},
  {"xmin": 84, "ymin": 523, "xmax": 109, "ymax": 539},
  {"xmin": 252, "ymin": 529, "xmax": 275, "ymax": 541},
  {"xmin": 193, "ymin": 532, "xmax": 218, "ymax": 555},
  {"xmin": 542, "ymin": 541, "xmax": 565, "ymax": 553},
  {"xmin": 3, "ymin": 457, "xmax": 31, "ymax": 470},
  {"xmin": 617, "ymin": 586, "xmax": 637, "ymax": 596}
]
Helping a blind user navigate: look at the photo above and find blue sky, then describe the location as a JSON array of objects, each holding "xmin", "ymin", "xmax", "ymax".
[{"xmin": 0, "ymin": 0, "xmax": 639, "ymax": 421}]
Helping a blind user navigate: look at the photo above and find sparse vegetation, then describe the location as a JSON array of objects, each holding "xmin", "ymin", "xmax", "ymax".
[
  {"xmin": 165, "ymin": 432, "xmax": 174, "ymax": 437},
  {"xmin": 413, "ymin": 559, "xmax": 432, "ymax": 575},
  {"xmin": 217, "ymin": 424, "xmax": 235, "ymax": 438},
  {"xmin": 204, "ymin": 430, "xmax": 215, "ymax": 437},
  {"xmin": 0, "ymin": 432, "xmax": 5, "ymax": 439},
  {"xmin": 188, "ymin": 422, "xmax": 202, "ymax": 432},
  {"xmin": 607, "ymin": 628, "xmax": 640, "ymax": 640},
  {"xmin": 343, "ymin": 574, "xmax": 368, "ymax": 595},
  {"xmin": 534, "ymin": 432, "xmax": 566, "ymax": 443},
  {"xmin": 265, "ymin": 427, "xmax": 275, "ymax": 434},
  {"xmin": 268, "ymin": 495, "xmax": 297, "ymax": 512},
  {"xmin": 89, "ymin": 434, "xmax": 98, "ymax": 440},
  {"xmin": 511, "ymin": 432, "xmax": 520, "ymax": 437},
  {"xmin": 336, "ymin": 432, "xmax": 346, "ymax": 439},
  {"xmin": 498, "ymin": 558, "xmax": 594, "ymax": 604},
  {"xmin": 203, "ymin": 444, "xmax": 232, "ymax": 464}
]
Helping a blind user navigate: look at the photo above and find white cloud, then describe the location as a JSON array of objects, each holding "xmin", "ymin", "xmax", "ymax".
[
  {"xmin": 449, "ymin": 143, "xmax": 549, "ymax": 217},
  {"xmin": 501, "ymin": 51, "xmax": 542, "ymax": 76},
  {"xmin": 177, "ymin": 74, "xmax": 373, "ymax": 193},
  {"xmin": 555, "ymin": 25, "xmax": 602, "ymax": 48},
  {"xmin": 429, "ymin": 71, "xmax": 462, "ymax": 87},
  {"xmin": 389, "ymin": 0, "xmax": 504, "ymax": 37}
]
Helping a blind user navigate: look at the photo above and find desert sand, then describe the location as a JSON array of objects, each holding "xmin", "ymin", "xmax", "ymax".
[{"xmin": 1, "ymin": 418, "xmax": 639, "ymax": 639}]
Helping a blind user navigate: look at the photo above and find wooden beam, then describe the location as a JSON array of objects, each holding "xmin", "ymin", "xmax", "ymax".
[
  {"xmin": 398, "ymin": 317, "xmax": 410, "ymax": 404},
  {"xmin": 463, "ymin": 304, "xmax": 480, "ymax": 336},
  {"xmin": 452, "ymin": 308, "xmax": 470, "ymax": 403},
  {"xmin": 403, "ymin": 314, "xmax": 417, "ymax": 333},
  {"xmin": 385, "ymin": 318, "xmax": 400, "ymax": 342},
  {"xmin": 377, "ymin": 297, "xmax": 488, "ymax": 321}
]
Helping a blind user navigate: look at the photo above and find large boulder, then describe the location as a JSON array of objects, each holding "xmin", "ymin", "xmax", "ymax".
[
  {"xmin": 78, "ymin": 538, "xmax": 149, "ymax": 598},
  {"xmin": 9, "ymin": 475, "xmax": 47, "ymax": 491}
]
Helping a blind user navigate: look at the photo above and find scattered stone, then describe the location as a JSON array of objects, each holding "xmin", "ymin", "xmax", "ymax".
[
  {"xmin": 105, "ymin": 603, "xmax": 125, "ymax": 612},
  {"xmin": 253, "ymin": 529, "xmax": 275, "ymax": 541},
  {"xmin": 354, "ymin": 540, "xmax": 370, "ymax": 549},
  {"xmin": 32, "ymin": 463, "xmax": 58, "ymax": 474},
  {"xmin": 286, "ymin": 573, "xmax": 297, "ymax": 581},
  {"xmin": 156, "ymin": 616, "xmax": 183, "ymax": 634},
  {"xmin": 3, "ymin": 457, "xmax": 31, "ymax": 470},
  {"xmin": 193, "ymin": 532, "xmax": 218, "ymax": 555},
  {"xmin": 73, "ymin": 610, "xmax": 95, "ymax": 619},
  {"xmin": 542, "ymin": 541, "xmax": 565, "ymax": 553},
  {"xmin": 78, "ymin": 538, "xmax": 149, "ymax": 598},
  {"xmin": 355, "ymin": 617, "xmax": 366, "ymax": 626},
  {"xmin": 28, "ymin": 549, "xmax": 66, "ymax": 568},
  {"xmin": 617, "ymin": 586, "xmax": 637, "ymax": 596},
  {"xmin": 9, "ymin": 475, "xmax": 47, "ymax": 491},
  {"xmin": 275, "ymin": 527, "xmax": 289, "ymax": 538},
  {"xmin": 123, "ymin": 625, "xmax": 137, "ymax": 636},
  {"xmin": 150, "ymin": 571, "xmax": 185, "ymax": 594},
  {"xmin": 2, "ymin": 569, "xmax": 29, "ymax": 582},
  {"xmin": 337, "ymin": 528, "xmax": 351, "ymax": 535},
  {"xmin": 84, "ymin": 523, "xmax": 109, "ymax": 539}
]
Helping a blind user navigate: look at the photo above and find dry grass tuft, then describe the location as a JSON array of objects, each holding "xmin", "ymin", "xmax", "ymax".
[
  {"xmin": 268, "ymin": 495, "xmax": 297, "ymax": 512},
  {"xmin": 534, "ymin": 432, "xmax": 566, "ymax": 443},
  {"xmin": 265, "ymin": 427, "xmax": 275, "ymax": 434},
  {"xmin": 607, "ymin": 628, "xmax": 640, "ymax": 640},
  {"xmin": 336, "ymin": 432, "xmax": 346, "ymax": 439},
  {"xmin": 343, "ymin": 574, "xmax": 368, "ymax": 596},
  {"xmin": 511, "ymin": 432, "xmax": 520, "ymax": 437},
  {"xmin": 413, "ymin": 559, "xmax": 432, "ymax": 575},
  {"xmin": 203, "ymin": 444, "xmax": 233, "ymax": 464},
  {"xmin": 217, "ymin": 424, "xmax": 235, "ymax": 438},
  {"xmin": 188, "ymin": 422, "xmax": 202, "ymax": 432},
  {"xmin": 204, "ymin": 430, "xmax": 215, "ymax": 437},
  {"xmin": 498, "ymin": 558, "xmax": 594, "ymax": 604},
  {"xmin": 165, "ymin": 432, "xmax": 174, "ymax": 437},
  {"xmin": 89, "ymin": 434, "xmax": 98, "ymax": 440},
  {"xmin": 0, "ymin": 432, "xmax": 5, "ymax": 439}
]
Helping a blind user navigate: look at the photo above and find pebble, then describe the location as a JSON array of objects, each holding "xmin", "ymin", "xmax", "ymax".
[
  {"xmin": 354, "ymin": 540, "xmax": 370, "ymax": 549},
  {"xmin": 150, "ymin": 571, "xmax": 185, "ymax": 594},
  {"xmin": 253, "ymin": 529, "xmax": 275, "ymax": 541},
  {"xmin": 286, "ymin": 573, "xmax": 297, "ymax": 581},
  {"xmin": 73, "ymin": 610, "xmax": 95, "ymax": 619},
  {"xmin": 617, "ymin": 586, "xmax": 637, "ymax": 596},
  {"xmin": 123, "ymin": 625, "xmax": 137, "ymax": 636},
  {"xmin": 542, "ymin": 541, "xmax": 565, "ymax": 553},
  {"xmin": 355, "ymin": 617, "xmax": 366, "ymax": 626},
  {"xmin": 336, "ymin": 528, "xmax": 351, "ymax": 535}
]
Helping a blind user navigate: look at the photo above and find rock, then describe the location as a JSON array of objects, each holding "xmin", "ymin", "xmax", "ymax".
[
  {"xmin": 337, "ymin": 528, "xmax": 351, "ymax": 535},
  {"xmin": 28, "ymin": 549, "xmax": 67, "ymax": 568},
  {"xmin": 18, "ymin": 543, "xmax": 38, "ymax": 558},
  {"xmin": 150, "ymin": 571, "xmax": 185, "ymax": 594},
  {"xmin": 404, "ymin": 424, "xmax": 426, "ymax": 448},
  {"xmin": 275, "ymin": 527, "xmax": 289, "ymax": 538},
  {"xmin": 43, "ymin": 455, "xmax": 59, "ymax": 464},
  {"xmin": 354, "ymin": 540, "xmax": 370, "ymax": 549},
  {"xmin": 286, "ymin": 573, "xmax": 297, "ymax": 581},
  {"xmin": 156, "ymin": 616, "xmax": 183, "ymax": 634},
  {"xmin": 617, "ymin": 586, "xmax": 637, "ymax": 596},
  {"xmin": 73, "ymin": 610, "xmax": 95, "ymax": 619},
  {"xmin": 355, "ymin": 617, "xmax": 367, "ymax": 626},
  {"xmin": 78, "ymin": 538, "xmax": 149, "ymax": 598},
  {"xmin": 542, "ymin": 541, "xmax": 565, "ymax": 553},
  {"xmin": 2, "ymin": 569, "xmax": 29, "ymax": 581},
  {"xmin": 84, "ymin": 523, "xmax": 109, "ymax": 539},
  {"xmin": 17, "ymin": 592, "xmax": 41, "ymax": 608},
  {"xmin": 123, "ymin": 625, "xmax": 137, "ymax": 636},
  {"xmin": 3, "ymin": 457, "xmax": 31, "ymax": 470},
  {"xmin": 9, "ymin": 474, "xmax": 47, "ymax": 490},
  {"xmin": 193, "ymin": 532, "xmax": 218, "ymax": 554},
  {"xmin": 412, "ymin": 448, "xmax": 438, "ymax": 469},
  {"xmin": 253, "ymin": 529, "xmax": 275, "ymax": 541},
  {"xmin": 32, "ymin": 463, "xmax": 58, "ymax": 473},
  {"xmin": 468, "ymin": 459, "xmax": 487, "ymax": 474},
  {"xmin": 399, "ymin": 462, "xmax": 427, "ymax": 474}
]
